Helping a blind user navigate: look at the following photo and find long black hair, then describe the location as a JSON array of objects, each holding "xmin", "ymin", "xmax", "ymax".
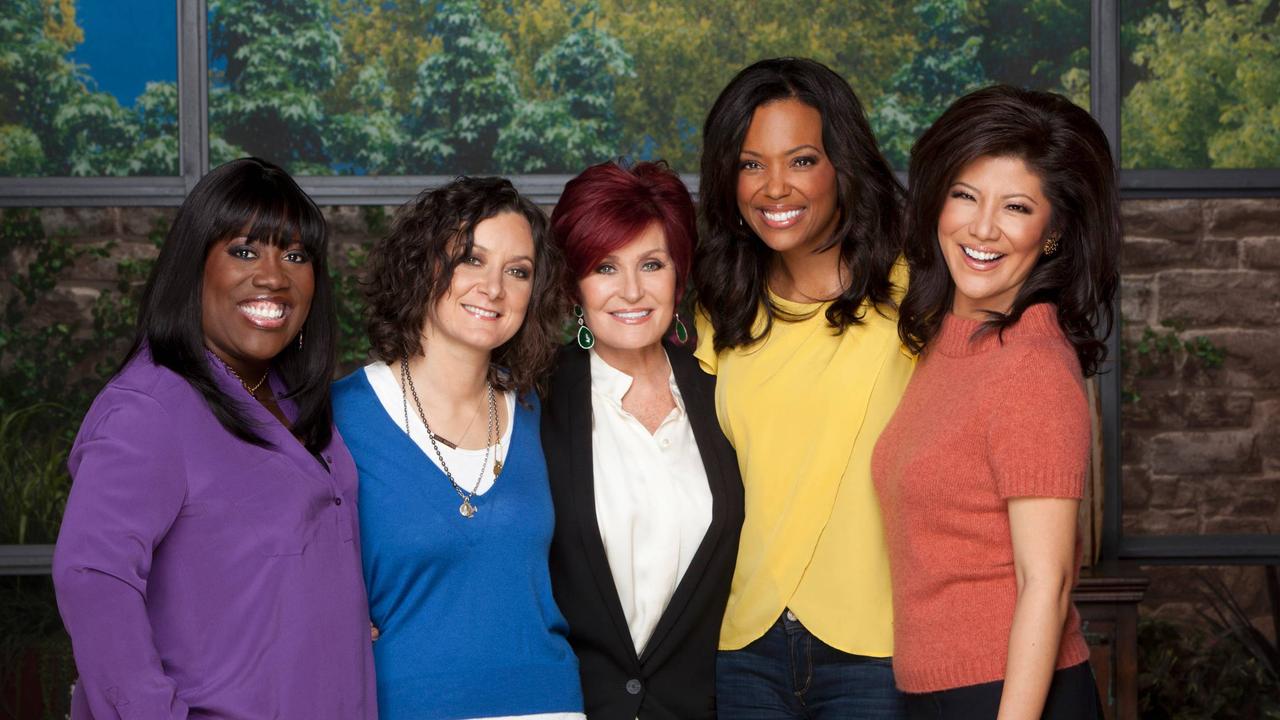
[
  {"xmin": 694, "ymin": 57, "xmax": 905, "ymax": 351},
  {"xmin": 897, "ymin": 85, "xmax": 1120, "ymax": 376},
  {"xmin": 126, "ymin": 157, "xmax": 336, "ymax": 451}
]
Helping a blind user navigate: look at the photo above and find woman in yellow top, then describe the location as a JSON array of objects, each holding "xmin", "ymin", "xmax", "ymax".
[{"xmin": 693, "ymin": 57, "xmax": 913, "ymax": 718}]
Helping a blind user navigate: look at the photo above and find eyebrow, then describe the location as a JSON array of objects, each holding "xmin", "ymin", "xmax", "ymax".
[
  {"xmin": 469, "ymin": 242, "xmax": 533, "ymax": 262},
  {"xmin": 597, "ymin": 246, "xmax": 672, "ymax": 261},
  {"xmin": 739, "ymin": 144, "xmax": 822, "ymax": 157},
  {"xmin": 951, "ymin": 181, "xmax": 1041, "ymax": 206}
]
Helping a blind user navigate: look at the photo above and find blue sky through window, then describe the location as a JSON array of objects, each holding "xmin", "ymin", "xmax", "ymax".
[{"xmin": 70, "ymin": 0, "xmax": 176, "ymax": 106}]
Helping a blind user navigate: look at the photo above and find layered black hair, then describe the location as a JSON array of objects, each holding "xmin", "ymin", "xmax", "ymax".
[
  {"xmin": 897, "ymin": 85, "xmax": 1120, "ymax": 376},
  {"xmin": 693, "ymin": 57, "xmax": 905, "ymax": 351},
  {"xmin": 126, "ymin": 157, "xmax": 336, "ymax": 451},
  {"xmin": 364, "ymin": 176, "xmax": 565, "ymax": 396}
]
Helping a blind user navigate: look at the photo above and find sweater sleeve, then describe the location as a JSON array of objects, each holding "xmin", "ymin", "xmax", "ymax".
[
  {"xmin": 53, "ymin": 387, "xmax": 191, "ymax": 719},
  {"xmin": 987, "ymin": 345, "xmax": 1090, "ymax": 499}
]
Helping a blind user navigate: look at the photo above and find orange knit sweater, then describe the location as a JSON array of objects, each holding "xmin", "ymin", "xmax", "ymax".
[{"xmin": 872, "ymin": 303, "xmax": 1092, "ymax": 693}]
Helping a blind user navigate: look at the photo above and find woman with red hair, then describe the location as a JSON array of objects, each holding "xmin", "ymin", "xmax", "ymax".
[{"xmin": 542, "ymin": 160, "xmax": 744, "ymax": 720}]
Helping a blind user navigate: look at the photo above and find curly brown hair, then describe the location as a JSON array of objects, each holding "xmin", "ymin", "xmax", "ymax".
[{"xmin": 364, "ymin": 176, "xmax": 566, "ymax": 396}]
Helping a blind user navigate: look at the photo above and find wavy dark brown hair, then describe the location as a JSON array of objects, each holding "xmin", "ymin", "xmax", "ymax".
[
  {"xmin": 897, "ymin": 85, "xmax": 1120, "ymax": 376},
  {"xmin": 364, "ymin": 176, "xmax": 565, "ymax": 396},
  {"xmin": 693, "ymin": 57, "xmax": 905, "ymax": 351}
]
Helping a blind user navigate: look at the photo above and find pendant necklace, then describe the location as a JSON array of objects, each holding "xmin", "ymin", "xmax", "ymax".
[{"xmin": 400, "ymin": 359, "xmax": 500, "ymax": 519}]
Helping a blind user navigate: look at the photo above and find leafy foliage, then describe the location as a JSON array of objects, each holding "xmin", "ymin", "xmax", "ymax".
[
  {"xmin": 1, "ymin": 209, "xmax": 108, "ymax": 415},
  {"xmin": 1138, "ymin": 571, "xmax": 1280, "ymax": 719},
  {"xmin": 5, "ymin": 0, "xmax": 1279, "ymax": 175},
  {"xmin": 495, "ymin": 1, "xmax": 635, "ymax": 172},
  {"xmin": 1122, "ymin": 0, "xmax": 1280, "ymax": 169},
  {"xmin": 1121, "ymin": 319, "xmax": 1226, "ymax": 404},
  {"xmin": 203, "ymin": 0, "xmax": 1099, "ymax": 173},
  {"xmin": 871, "ymin": 0, "xmax": 989, "ymax": 168},
  {"xmin": 0, "ymin": 0, "xmax": 176, "ymax": 175},
  {"xmin": 208, "ymin": 0, "xmax": 343, "ymax": 172},
  {"xmin": 404, "ymin": 0, "xmax": 522, "ymax": 173}
]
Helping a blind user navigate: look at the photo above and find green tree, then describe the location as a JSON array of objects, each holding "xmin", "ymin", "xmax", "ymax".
[
  {"xmin": 0, "ymin": 0, "xmax": 177, "ymax": 176},
  {"xmin": 872, "ymin": 0, "xmax": 989, "ymax": 167},
  {"xmin": 978, "ymin": 0, "xmax": 1089, "ymax": 108},
  {"xmin": 495, "ymin": 1, "xmax": 634, "ymax": 172},
  {"xmin": 328, "ymin": 61, "xmax": 408, "ymax": 173},
  {"xmin": 328, "ymin": 0, "xmax": 436, "ymax": 119},
  {"xmin": 0, "ymin": 0, "xmax": 78, "ymax": 174},
  {"xmin": 55, "ymin": 82, "xmax": 154, "ymax": 176},
  {"xmin": 404, "ymin": 0, "xmax": 521, "ymax": 172},
  {"xmin": 128, "ymin": 81, "xmax": 180, "ymax": 176},
  {"xmin": 208, "ymin": 0, "xmax": 343, "ymax": 173},
  {"xmin": 595, "ymin": 0, "xmax": 917, "ymax": 170},
  {"xmin": 1122, "ymin": 0, "xmax": 1280, "ymax": 169}
]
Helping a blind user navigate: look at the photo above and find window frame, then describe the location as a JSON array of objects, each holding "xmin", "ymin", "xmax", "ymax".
[{"xmin": 1, "ymin": 0, "xmax": 1278, "ymax": 574}]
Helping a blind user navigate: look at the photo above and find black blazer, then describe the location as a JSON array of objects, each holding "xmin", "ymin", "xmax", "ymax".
[{"xmin": 542, "ymin": 342, "xmax": 744, "ymax": 720}]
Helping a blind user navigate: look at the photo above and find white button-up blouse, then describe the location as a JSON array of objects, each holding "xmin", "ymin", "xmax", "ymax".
[{"xmin": 588, "ymin": 348, "xmax": 713, "ymax": 655}]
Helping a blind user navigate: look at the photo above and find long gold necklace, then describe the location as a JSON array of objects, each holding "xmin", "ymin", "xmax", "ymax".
[{"xmin": 399, "ymin": 359, "xmax": 501, "ymax": 519}]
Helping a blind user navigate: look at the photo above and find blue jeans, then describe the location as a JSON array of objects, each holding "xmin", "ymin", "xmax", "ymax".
[{"xmin": 716, "ymin": 611, "xmax": 907, "ymax": 719}]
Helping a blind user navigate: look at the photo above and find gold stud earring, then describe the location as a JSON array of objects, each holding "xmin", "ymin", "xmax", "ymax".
[{"xmin": 1043, "ymin": 233, "xmax": 1060, "ymax": 256}]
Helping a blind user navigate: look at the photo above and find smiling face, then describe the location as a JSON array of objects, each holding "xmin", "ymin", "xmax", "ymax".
[
  {"xmin": 426, "ymin": 211, "xmax": 536, "ymax": 355},
  {"xmin": 201, "ymin": 234, "xmax": 315, "ymax": 380},
  {"xmin": 577, "ymin": 222, "xmax": 676, "ymax": 361},
  {"xmin": 735, "ymin": 98, "xmax": 840, "ymax": 258},
  {"xmin": 937, "ymin": 154, "xmax": 1053, "ymax": 320}
]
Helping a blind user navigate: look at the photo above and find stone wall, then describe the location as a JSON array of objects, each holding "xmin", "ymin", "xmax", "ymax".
[
  {"xmin": 1120, "ymin": 198, "xmax": 1280, "ymax": 635},
  {"xmin": 4, "ymin": 198, "xmax": 1280, "ymax": 631}
]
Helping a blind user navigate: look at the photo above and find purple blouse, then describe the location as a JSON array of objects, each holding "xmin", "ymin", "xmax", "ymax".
[{"xmin": 53, "ymin": 349, "xmax": 377, "ymax": 719}]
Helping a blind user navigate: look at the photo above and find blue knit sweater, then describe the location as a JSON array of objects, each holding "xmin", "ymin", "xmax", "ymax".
[{"xmin": 332, "ymin": 370, "xmax": 583, "ymax": 720}]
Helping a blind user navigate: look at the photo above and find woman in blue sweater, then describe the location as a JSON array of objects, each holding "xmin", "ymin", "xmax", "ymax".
[{"xmin": 332, "ymin": 176, "xmax": 584, "ymax": 720}]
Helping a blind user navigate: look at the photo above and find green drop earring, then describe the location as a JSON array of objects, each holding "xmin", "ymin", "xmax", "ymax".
[
  {"xmin": 573, "ymin": 305, "xmax": 595, "ymax": 350},
  {"xmin": 673, "ymin": 313, "xmax": 689, "ymax": 344}
]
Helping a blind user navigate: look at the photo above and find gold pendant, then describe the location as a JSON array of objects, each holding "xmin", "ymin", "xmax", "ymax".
[
  {"xmin": 459, "ymin": 499, "xmax": 476, "ymax": 518},
  {"xmin": 493, "ymin": 459, "xmax": 503, "ymax": 477}
]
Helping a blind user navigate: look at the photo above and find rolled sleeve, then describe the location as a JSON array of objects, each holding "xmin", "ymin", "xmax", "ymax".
[{"xmin": 53, "ymin": 387, "xmax": 190, "ymax": 719}]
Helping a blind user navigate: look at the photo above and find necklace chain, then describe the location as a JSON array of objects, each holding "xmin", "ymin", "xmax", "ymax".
[
  {"xmin": 226, "ymin": 365, "xmax": 269, "ymax": 395},
  {"xmin": 400, "ymin": 359, "xmax": 498, "ymax": 519}
]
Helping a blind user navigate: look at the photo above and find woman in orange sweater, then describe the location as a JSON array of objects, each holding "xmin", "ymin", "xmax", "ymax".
[{"xmin": 872, "ymin": 85, "xmax": 1119, "ymax": 719}]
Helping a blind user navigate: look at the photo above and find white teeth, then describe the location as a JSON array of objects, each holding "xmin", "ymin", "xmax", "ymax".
[
  {"xmin": 241, "ymin": 302, "xmax": 285, "ymax": 319},
  {"xmin": 612, "ymin": 310, "xmax": 650, "ymax": 319},
  {"xmin": 963, "ymin": 246, "xmax": 1004, "ymax": 261},
  {"xmin": 763, "ymin": 209, "xmax": 803, "ymax": 222},
  {"xmin": 463, "ymin": 304, "xmax": 498, "ymax": 318}
]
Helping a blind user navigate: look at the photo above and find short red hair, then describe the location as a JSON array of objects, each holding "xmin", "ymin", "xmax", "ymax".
[{"xmin": 550, "ymin": 160, "xmax": 696, "ymax": 301}]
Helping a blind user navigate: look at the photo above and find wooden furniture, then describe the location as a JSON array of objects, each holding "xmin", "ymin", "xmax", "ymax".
[{"xmin": 1073, "ymin": 567, "xmax": 1149, "ymax": 720}]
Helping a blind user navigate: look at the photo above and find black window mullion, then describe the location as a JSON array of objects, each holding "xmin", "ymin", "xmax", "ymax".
[
  {"xmin": 178, "ymin": 0, "xmax": 209, "ymax": 193},
  {"xmin": 1093, "ymin": 0, "xmax": 1125, "ymax": 563}
]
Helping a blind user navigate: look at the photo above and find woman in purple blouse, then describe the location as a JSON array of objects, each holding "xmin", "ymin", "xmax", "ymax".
[{"xmin": 52, "ymin": 158, "xmax": 377, "ymax": 719}]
